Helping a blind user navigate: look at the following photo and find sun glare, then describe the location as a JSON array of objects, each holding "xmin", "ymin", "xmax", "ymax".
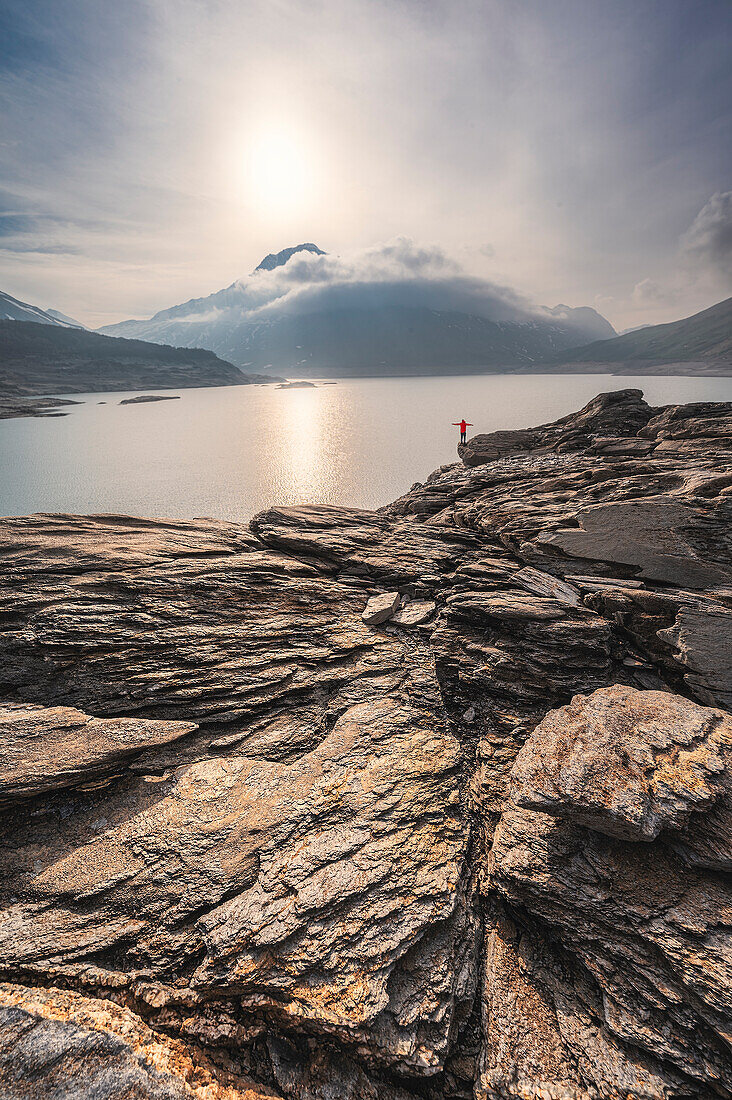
[{"xmin": 246, "ymin": 128, "xmax": 315, "ymax": 215}]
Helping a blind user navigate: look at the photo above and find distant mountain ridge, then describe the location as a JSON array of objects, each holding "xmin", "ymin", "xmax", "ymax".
[
  {"xmin": 555, "ymin": 296, "xmax": 732, "ymax": 368},
  {"xmin": 99, "ymin": 242, "xmax": 616, "ymax": 375},
  {"xmin": 0, "ymin": 291, "xmax": 83, "ymax": 328},
  {"xmin": 0, "ymin": 321, "xmax": 274, "ymax": 397},
  {"xmin": 10, "ymin": 252, "xmax": 730, "ymax": 378}
]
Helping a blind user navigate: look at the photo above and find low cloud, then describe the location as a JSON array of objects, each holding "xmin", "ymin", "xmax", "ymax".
[
  {"xmin": 631, "ymin": 278, "xmax": 672, "ymax": 306},
  {"xmin": 210, "ymin": 237, "xmax": 537, "ymax": 324},
  {"xmin": 680, "ymin": 191, "xmax": 732, "ymax": 278}
]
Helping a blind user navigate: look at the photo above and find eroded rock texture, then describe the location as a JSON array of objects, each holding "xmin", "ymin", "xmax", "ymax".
[{"xmin": 1, "ymin": 389, "xmax": 731, "ymax": 1098}]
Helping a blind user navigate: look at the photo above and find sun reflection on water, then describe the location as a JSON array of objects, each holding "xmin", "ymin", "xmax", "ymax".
[{"xmin": 279, "ymin": 387, "xmax": 329, "ymax": 501}]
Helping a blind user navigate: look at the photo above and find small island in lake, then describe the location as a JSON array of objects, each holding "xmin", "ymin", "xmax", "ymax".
[{"xmin": 119, "ymin": 394, "xmax": 181, "ymax": 405}]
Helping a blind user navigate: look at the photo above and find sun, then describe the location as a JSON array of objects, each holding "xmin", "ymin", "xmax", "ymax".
[{"xmin": 246, "ymin": 127, "xmax": 315, "ymax": 215}]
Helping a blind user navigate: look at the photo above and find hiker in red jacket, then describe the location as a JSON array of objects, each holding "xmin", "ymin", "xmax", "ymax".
[{"xmin": 453, "ymin": 418, "xmax": 473, "ymax": 444}]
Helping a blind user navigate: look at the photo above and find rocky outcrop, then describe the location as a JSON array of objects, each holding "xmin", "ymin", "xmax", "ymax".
[
  {"xmin": 0, "ymin": 390, "xmax": 731, "ymax": 1097},
  {"xmin": 491, "ymin": 688, "xmax": 732, "ymax": 1098},
  {"xmin": 457, "ymin": 389, "xmax": 655, "ymax": 466},
  {"xmin": 0, "ymin": 983, "xmax": 280, "ymax": 1099},
  {"xmin": 0, "ymin": 395, "xmax": 82, "ymax": 420}
]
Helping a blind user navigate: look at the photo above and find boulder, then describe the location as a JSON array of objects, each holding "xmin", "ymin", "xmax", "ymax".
[{"xmin": 509, "ymin": 684, "xmax": 732, "ymax": 843}]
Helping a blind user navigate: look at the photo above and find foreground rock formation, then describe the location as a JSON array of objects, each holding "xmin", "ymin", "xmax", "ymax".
[{"xmin": 0, "ymin": 389, "xmax": 730, "ymax": 1098}]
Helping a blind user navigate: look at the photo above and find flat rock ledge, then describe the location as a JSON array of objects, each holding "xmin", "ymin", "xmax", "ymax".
[{"xmin": 0, "ymin": 389, "xmax": 731, "ymax": 1099}]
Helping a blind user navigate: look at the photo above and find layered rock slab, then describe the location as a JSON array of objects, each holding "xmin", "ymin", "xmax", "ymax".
[
  {"xmin": 0, "ymin": 698, "xmax": 474, "ymax": 1072},
  {"xmin": 0, "ymin": 702, "xmax": 196, "ymax": 803},
  {"xmin": 491, "ymin": 685, "xmax": 732, "ymax": 1097}
]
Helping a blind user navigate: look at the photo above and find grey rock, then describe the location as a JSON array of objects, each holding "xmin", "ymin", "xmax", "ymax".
[{"xmin": 537, "ymin": 498, "xmax": 732, "ymax": 589}]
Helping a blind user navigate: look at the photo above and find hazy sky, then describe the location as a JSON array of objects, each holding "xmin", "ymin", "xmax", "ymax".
[{"xmin": 1, "ymin": 0, "xmax": 730, "ymax": 329}]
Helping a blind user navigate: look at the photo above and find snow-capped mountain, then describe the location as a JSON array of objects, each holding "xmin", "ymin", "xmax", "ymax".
[
  {"xmin": 100, "ymin": 241, "xmax": 616, "ymax": 375},
  {"xmin": 0, "ymin": 291, "xmax": 84, "ymax": 328}
]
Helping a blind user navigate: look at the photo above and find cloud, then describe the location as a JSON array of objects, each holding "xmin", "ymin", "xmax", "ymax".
[
  {"xmin": 632, "ymin": 278, "xmax": 671, "ymax": 305},
  {"xmin": 680, "ymin": 191, "xmax": 732, "ymax": 278},
  {"xmin": 159, "ymin": 238, "xmax": 538, "ymax": 325}
]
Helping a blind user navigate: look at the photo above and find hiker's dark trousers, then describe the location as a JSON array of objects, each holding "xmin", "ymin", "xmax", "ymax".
[{"xmin": 460, "ymin": 431, "xmax": 466, "ymax": 443}]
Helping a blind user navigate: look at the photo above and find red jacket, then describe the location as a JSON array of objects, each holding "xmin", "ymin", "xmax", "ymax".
[{"xmin": 453, "ymin": 420, "xmax": 473, "ymax": 433}]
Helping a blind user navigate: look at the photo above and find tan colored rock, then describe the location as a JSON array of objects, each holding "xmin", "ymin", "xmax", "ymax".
[
  {"xmin": 362, "ymin": 591, "xmax": 400, "ymax": 624},
  {"xmin": 0, "ymin": 696, "xmax": 474, "ymax": 1073},
  {"xmin": 0, "ymin": 982, "xmax": 279, "ymax": 1099},
  {"xmin": 514, "ymin": 567, "xmax": 584, "ymax": 609},
  {"xmin": 0, "ymin": 702, "xmax": 196, "ymax": 803},
  {"xmin": 477, "ymin": 909, "xmax": 588, "ymax": 1100},
  {"xmin": 390, "ymin": 599, "xmax": 436, "ymax": 626},
  {"xmin": 510, "ymin": 685, "xmax": 732, "ymax": 843},
  {"xmin": 491, "ymin": 806, "xmax": 732, "ymax": 1095},
  {"xmin": 446, "ymin": 593, "xmax": 569, "ymax": 621}
]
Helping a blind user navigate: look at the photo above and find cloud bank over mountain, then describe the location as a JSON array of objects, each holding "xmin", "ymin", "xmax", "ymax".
[
  {"xmin": 100, "ymin": 239, "xmax": 615, "ymax": 375},
  {"xmin": 212, "ymin": 239, "xmax": 532, "ymax": 323}
]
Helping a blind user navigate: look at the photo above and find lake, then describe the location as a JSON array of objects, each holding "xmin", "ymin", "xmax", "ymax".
[{"xmin": 2, "ymin": 374, "xmax": 732, "ymax": 521}]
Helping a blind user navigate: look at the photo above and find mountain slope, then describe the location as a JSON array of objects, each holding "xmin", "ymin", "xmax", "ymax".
[
  {"xmin": 46, "ymin": 308, "xmax": 85, "ymax": 328},
  {"xmin": 0, "ymin": 321, "xmax": 272, "ymax": 397},
  {"xmin": 0, "ymin": 291, "xmax": 79, "ymax": 327},
  {"xmin": 100, "ymin": 244, "xmax": 615, "ymax": 376},
  {"xmin": 220, "ymin": 305, "xmax": 619, "ymax": 376},
  {"xmin": 556, "ymin": 296, "xmax": 732, "ymax": 366}
]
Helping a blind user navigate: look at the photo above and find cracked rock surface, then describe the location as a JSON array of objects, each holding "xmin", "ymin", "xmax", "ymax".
[{"xmin": 0, "ymin": 389, "xmax": 731, "ymax": 1098}]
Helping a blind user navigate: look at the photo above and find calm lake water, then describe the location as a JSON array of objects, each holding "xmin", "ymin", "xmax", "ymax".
[{"xmin": 2, "ymin": 374, "xmax": 732, "ymax": 521}]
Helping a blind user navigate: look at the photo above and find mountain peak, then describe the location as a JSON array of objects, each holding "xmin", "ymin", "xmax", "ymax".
[{"xmin": 254, "ymin": 243, "xmax": 325, "ymax": 273}]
